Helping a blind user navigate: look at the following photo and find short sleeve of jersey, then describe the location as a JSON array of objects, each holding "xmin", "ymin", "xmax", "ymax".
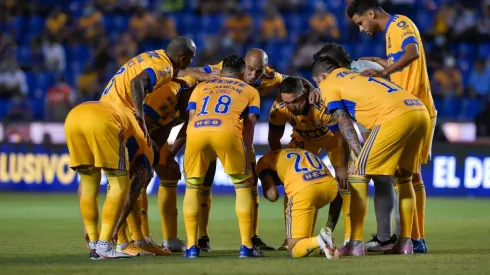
[
  {"xmin": 144, "ymin": 51, "xmax": 173, "ymax": 91},
  {"xmin": 245, "ymin": 87, "xmax": 261, "ymax": 118},
  {"xmin": 267, "ymin": 68, "xmax": 285, "ymax": 88},
  {"xmin": 268, "ymin": 100, "xmax": 288, "ymax": 126},
  {"xmin": 203, "ymin": 61, "xmax": 223, "ymax": 74},
  {"xmin": 395, "ymin": 19, "xmax": 418, "ymax": 50},
  {"xmin": 319, "ymin": 81, "xmax": 343, "ymax": 113}
]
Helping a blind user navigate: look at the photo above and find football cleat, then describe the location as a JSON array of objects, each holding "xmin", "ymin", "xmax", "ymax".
[
  {"xmin": 422, "ymin": 239, "xmax": 428, "ymax": 253},
  {"xmin": 163, "ymin": 238, "xmax": 187, "ymax": 252},
  {"xmin": 412, "ymin": 239, "xmax": 427, "ymax": 254},
  {"xmin": 251, "ymin": 235, "xmax": 275, "ymax": 251},
  {"xmin": 198, "ymin": 236, "xmax": 212, "ymax": 252},
  {"xmin": 319, "ymin": 228, "xmax": 338, "ymax": 260},
  {"xmin": 95, "ymin": 243, "xmax": 132, "ymax": 260},
  {"xmin": 238, "ymin": 245, "xmax": 265, "ymax": 258},
  {"xmin": 184, "ymin": 245, "xmax": 200, "ymax": 258},
  {"xmin": 338, "ymin": 243, "xmax": 365, "ymax": 257},
  {"xmin": 343, "ymin": 238, "xmax": 350, "ymax": 247},
  {"xmin": 89, "ymin": 241, "xmax": 100, "ymax": 260},
  {"xmin": 365, "ymin": 234, "xmax": 397, "ymax": 252},
  {"xmin": 117, "ymin": 242, "xmax": 154, "ymax": 256},
  {"xmin": 138, "ymin": 239, "xmax": 171, "ymax": 256},
  {"xmin": 385, "ymin": 240, "xmax": 414, "ymax": 255},
  {"xmin": 277, "ymin": 239, "xmax": 288, "ymax": 251}
]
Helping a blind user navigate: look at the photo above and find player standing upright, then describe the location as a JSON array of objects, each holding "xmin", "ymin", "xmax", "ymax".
[
  {"xmin": 66, "ymin": 36, "xmax": 196, "ymax": 259},
  {"xmin": 347, "ymin": 0, "xmax": 436, "ymax": 253},
  {"xmin": 182, "ymin": 55, "xmax": 263, "ymax": 258},
  {"xmin": 312, "ymin": 57, "xmax": 430, "ymax": 255}
]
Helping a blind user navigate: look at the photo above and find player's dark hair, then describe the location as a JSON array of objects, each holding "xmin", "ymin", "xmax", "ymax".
[
  {"xmin": 280, "ymin": 76, "xmax": 304, "ymax": 94},
  {"xmin": 313, "ymin": 43, "xmax": 352, "ymax": 67},
  {"xmin": 347, "ymin": 0, "xmax": 381, "ymax": 19},
  {"xmin": 311, "ymin": 57, "xmax": 341, "ymax": 77},
  {"xmin": 222, "ymin": 55, "xmax": 245, "ymax": 73}
]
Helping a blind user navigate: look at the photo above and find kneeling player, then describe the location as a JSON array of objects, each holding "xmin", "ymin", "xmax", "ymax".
[{"xmin": 257, "ymin": 148, "xmax": 342, "ymax": 259}]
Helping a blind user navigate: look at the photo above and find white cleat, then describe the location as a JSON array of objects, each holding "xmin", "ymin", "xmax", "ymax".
[
  {"xmin": 96, "ymin": 242, "xmax": 132, "ymax": 259},
  {"xmin": 163, "ymin": 238, "xmax": 186, "ymax": 252},
  {"xmin": 319, "ymin": 228, "xmax": 339, "ymax": 260}
]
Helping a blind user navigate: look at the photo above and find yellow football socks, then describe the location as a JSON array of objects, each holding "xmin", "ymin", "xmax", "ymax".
[
  {"xmin": 340, "ymin": 189, "xmax": 351, "ymax": 241},
  {"xmin": 99, "ymin": 170, "xmax": 130, "ymax": 242},
  {"xmin": 252, "ymin": 182, "xmax": 260, "ymax": 236},
  {"xmin": 183, "ymin": 178, "xmax": 202, "ymax": 248},
  {"xmin": 127, "ymin": 195, "xmax": 144, "ymax": 241},
  {"xmin": 78, "ymin": 167, "xmax": 101, "ymax": 242},
  {"xmin": 283, "ymin": 195, "xmax": 288, "ymax": 239},
  {"xmin": 349, "ymin": 175, "xmax": 369, "ymax": 241},
  {"xmin": 158, "ymin": 180, "xmax": 179, "ymax": 240},
  {"xmin": 233, "ymin": 176, "xmax": 254, "ymax": 248},
  {"xmin": 413, "ymin": 180, "xmax": 426, "ymax": 239},
  {"xmin": 395, "ymin": 176, "xmax": 415, "ymax": 239},
  {"xmin": 198, "ymin": 185, "xmax": 212, "ymax": 238},
  {"xmin": 291, "ymin": 237, "xmax": 319, "ymax": 258},
  {"xmin": 139, "ymin": 191, "xmax": 151, "ymax": 239},
  {"xmin": 117, "ymin": 221, "xmax": 130, "ymax": 245}
]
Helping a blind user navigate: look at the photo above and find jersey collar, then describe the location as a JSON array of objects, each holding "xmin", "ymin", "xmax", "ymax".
[{"xmin": 383, "ymin": 14, "xmax": 398, "ymax": 36}]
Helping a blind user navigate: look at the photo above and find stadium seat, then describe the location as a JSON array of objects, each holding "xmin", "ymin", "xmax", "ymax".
[
  {"xmin": 477, "ymin": 44, "xmax": 490, "ymax": 60},
  {"xmin": 457, "ymin": 43, "xmax": 476, "ymax": 58},
  {"xmin": 182, "ymin": 13, "xmax": 200, "ymax": 35},
  {"xmin": 459, "ymin": 98, "xmax": 482, "ymax": 120},
  {"xmin": 112, "ymin": 15, "xmax": 129, "ymax": 33},
  {"xmin": 201, "ymin": 15, "xmax": 225, "ymax": 35},
  {"xmin": 35, "ymin": 72, "xmax": 56, "ymax": 96},
  {"xmin": 416, "ymin": 11, "xmax": 433, "ymax": 33},
  {"xmin": 28, "ymin": 16, "xmax": 45, "ymax": 37},
  {"xmin": 29, "ymin": 97, "xmax": 44, "ymax": 120},
  {"xmin": 16, "ymin": 45, "xmax": 31, "ymax": 67},
  {"xmin": 0, "ymin": 99, "xmax": 9, "ymax": 119}
]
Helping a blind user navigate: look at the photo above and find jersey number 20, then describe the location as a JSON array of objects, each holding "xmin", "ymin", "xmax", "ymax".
[
  {"xmin": 197, "ymin": 95, "xmax": 232, "ymax": 116},
  {"xmin": 286, "ymin": 151, "xmax": 324, "ymax": 173}
]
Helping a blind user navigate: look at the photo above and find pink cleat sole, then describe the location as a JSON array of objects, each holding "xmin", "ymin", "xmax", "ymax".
[
  {"xmin": 384, "ymin": 242, "xmax": 414, "ymax": 255},
  {"xmin": 338, "ymin": 245, "xmax": 365, "ymax": 257}
]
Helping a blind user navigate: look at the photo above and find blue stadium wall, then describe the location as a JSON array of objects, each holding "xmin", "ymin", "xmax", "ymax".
[{"xmin": 0, "ymin": 143, "xmax": 490, "ymax": 197}]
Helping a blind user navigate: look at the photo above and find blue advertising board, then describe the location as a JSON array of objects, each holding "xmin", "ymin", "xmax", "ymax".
[{"xmin": 0, "ymin": 143, "xmax": 490, "ymax": 197}]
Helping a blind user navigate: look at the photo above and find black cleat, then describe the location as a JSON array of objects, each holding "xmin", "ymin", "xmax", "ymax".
[
  {"xmin": 198, "ymin": 236, "xmax": 212, "ymax": 252},
  {"xmin": 252, "ymin": 235, "xmax": 275, "ymax": 251}
]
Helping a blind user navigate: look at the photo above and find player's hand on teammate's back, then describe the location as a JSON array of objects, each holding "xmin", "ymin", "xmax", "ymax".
[
  {"xmin": 204, "ymin": 71, "xmax": 220, "ymax": 81},
  {"xmin": 335, "ymin": 166, "xmax": 349, "ymax": 191},
  {"xmin": 308, "ymin": 88, "xmax": 322, "ymax": 104}
]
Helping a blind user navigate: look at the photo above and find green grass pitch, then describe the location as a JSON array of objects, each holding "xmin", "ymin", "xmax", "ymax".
[{"xmin": 0, "ymin": 193, "xmax": 489, "ymax": 274}]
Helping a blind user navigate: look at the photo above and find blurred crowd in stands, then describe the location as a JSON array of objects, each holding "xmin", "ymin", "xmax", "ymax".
[{"xmin": 0, "ymin": 0, "xmax": 489, "ymax": 137}]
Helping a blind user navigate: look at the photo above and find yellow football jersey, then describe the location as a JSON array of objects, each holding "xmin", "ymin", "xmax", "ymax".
[
  {"xmin": 100, "ymin": 50, "xmax": 174, "ymax": 112},
  {"xmin": 269, "ymin": 99, "xmax": 338, "ymax": 140},
  {"xmin": 385, "ymin": 14, "xmax": 437, "ymax": 118},
  {"xmin": 186, "ymin": 76, "xmax": 260, "ymax": 137},
  {"xmin": 320, "ymin": 68, "xmax": 427, "ymax": 130},
  {"xmin": 144, "ymin": 76, "xmax": 198, "ymax": 127},
  {"xmin": 203, "ymin": 61, "xmax": 284, "ymax": 96},
  {"xmin": 257, "ymin": 148, "xmax": 333, "ymax": 197}
]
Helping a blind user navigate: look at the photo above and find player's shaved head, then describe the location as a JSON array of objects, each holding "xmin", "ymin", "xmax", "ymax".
[
  {"xmin": 166, "ymin": 36, "xmax": 197, "ymax": 73},
  {"xmin": 313, "ymin": 43, "xmax": 352, "ymax": 67},
  {"xmin": 243, "ymin": 48, "xmax": 268, "ymax": 84}
]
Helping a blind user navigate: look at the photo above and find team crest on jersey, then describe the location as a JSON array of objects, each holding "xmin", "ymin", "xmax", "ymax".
[{"xmin": 158, "ymin": 66, "xmax": 172, "ymax": 78}]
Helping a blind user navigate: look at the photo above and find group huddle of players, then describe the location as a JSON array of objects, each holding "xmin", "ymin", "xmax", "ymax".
[{"xmin": 64, "ymin": 0, "xmax": 437, "ymax": 260}]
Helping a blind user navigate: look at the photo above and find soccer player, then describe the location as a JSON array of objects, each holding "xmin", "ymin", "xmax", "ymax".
[
  {"xmin": 257, "ymin": 148, "xmax": 342, "ymax": 259},
  {"xmin": 313, "ymin": 43, "xmax": 399, "ymax": 252},
  {"xmin": 180, "ymin": 48, "xmax": 320, "ymax": 251},
  {"xmin": 144, "ymin": 76, "xmax": 199, "ymax": 252},
  {"xmin": 182, "ymin": 55, "xmax": 263, "ymax": 258},
  {"xmin": 312, "ymin": 57, "xmax": 430, "ymax": 255},
  {"xmin": 67, "ymin": 36, "xmax": 196, "ymax": 259},
  {"xmin": 347, "ymin": 0, "xmax": 437, "ymax": 253},
  {"xmin": 268, "ymin": 76, "xmax": 349, "ymax": 249}
]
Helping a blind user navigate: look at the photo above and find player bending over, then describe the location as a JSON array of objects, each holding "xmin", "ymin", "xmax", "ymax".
[
  {"xmin": 312, "ymin": 56, "xmax": 430, "ymax": 256},
  {"xmin": 347, "ymin": 0, "xmax": 438, "ymax": 253},
  {"xmin": 258, "ymin": 148, "xmax": 342, "ymax": 259},
  {"xmin": 267, "ymin": 76, "xmax": 349, "ymax": 250},
  {"xmin": 313, "ymin": 42, "xmax": 399, "ymax": 251},
  {"xmin": 182, "ymin": 55, "xmax": 263, "ymax": 258}
]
